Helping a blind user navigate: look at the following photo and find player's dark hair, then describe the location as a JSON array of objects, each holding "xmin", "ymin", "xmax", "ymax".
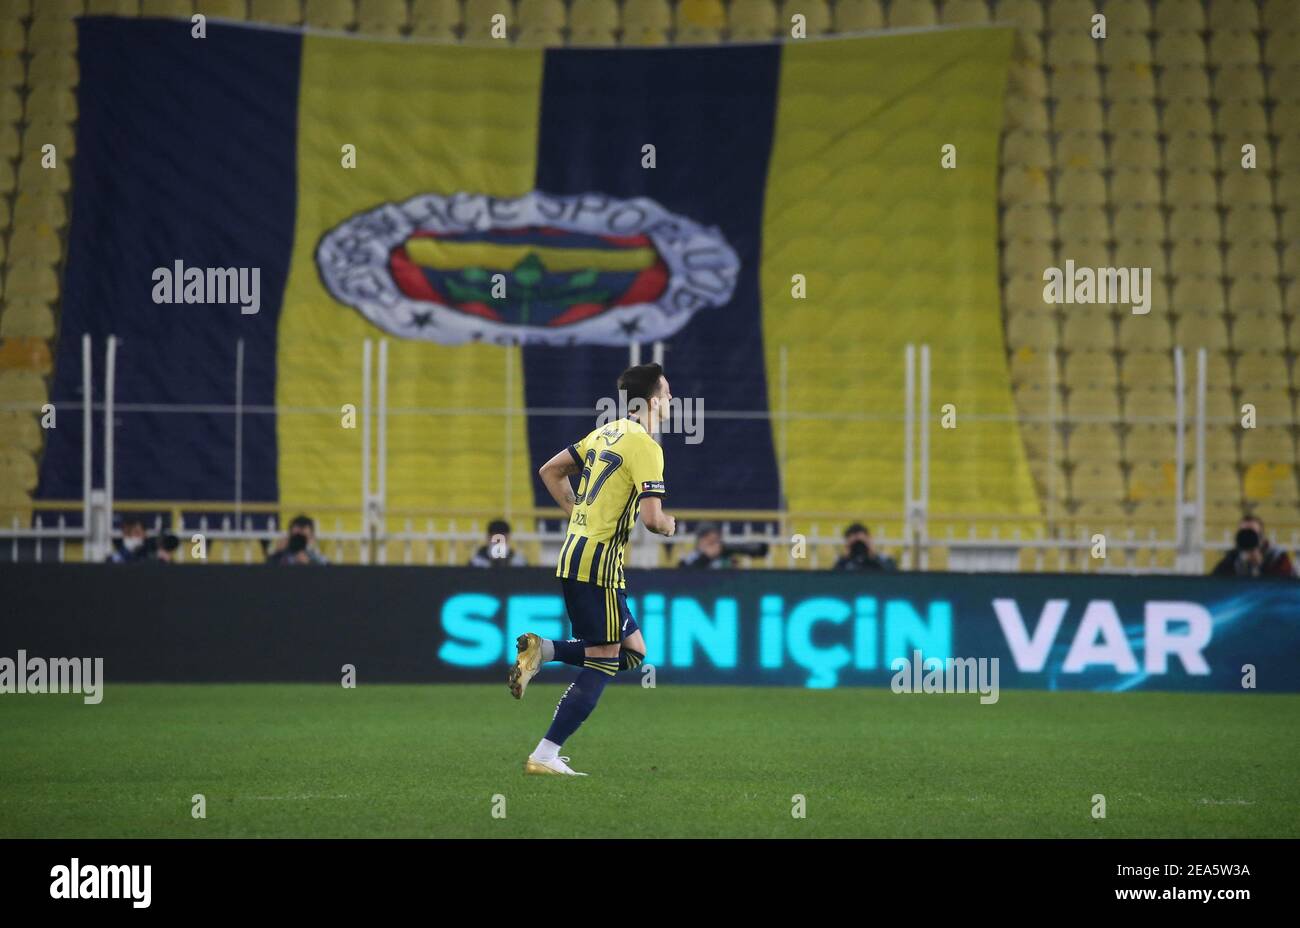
[{"xmin": 617, "ymin": 363, "xmax": 664, "ymax": 405}]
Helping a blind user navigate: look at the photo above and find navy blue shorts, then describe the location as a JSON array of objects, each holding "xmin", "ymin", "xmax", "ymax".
[{"xmin": 561, "ymin": 577, "xmax": 639, "ymax": 645}]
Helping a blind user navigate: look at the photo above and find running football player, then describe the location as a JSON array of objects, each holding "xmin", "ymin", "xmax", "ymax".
[{"xmin": 508, "ymin": 362, "xmax": 676, "ymax": 776}]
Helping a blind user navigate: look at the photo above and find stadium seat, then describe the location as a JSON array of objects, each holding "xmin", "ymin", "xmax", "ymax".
[
  {"xmin": 1062, "ymin": 311, "xmax": 1117, "ymax": 352},
  {"xmin": 248, "ymin": 0, "xmax": 302, "ymax": 25},
  {"xmin": 887, "ymin": 0, "xmax": 936, "ymax": 28},
  {"xmin": 1263, "ymin": 30, "xmax": 1300, "ymax": 68},
  {"xmin": 1223, "ymin": 206, "xmax": 1276, "ymax": 246},
  {"xmin": 1229, "ymin": 276, "xmax": 1284, "ymax": 316},
  {"xmin": 1066, "ymin": 349, "xmax": 1119, "ymax": 389},
  {"xmin": 518, "ymin": 0, "xmax": 565, "ymax": 30},
  {"xmin": 1070, "ymin": 463, "xmax": 1125, "ymax": 503},
  {"xmin": 1007, "ymin": 60, "xmax": 1049, "ymax": 99},
  {"xmin": 994, "ymin": 0, "xmax": 1042, "ymax": 29},
  {"xmin": 1068, "ymin": 422, "xmax": 1122, "ymax": 463},
  {"xmin": 1209, "ymin": 31, "xmax": 1261, "ymax": 69},
  {"xmin": 1242, "ymin": 427, "xmax": 1297, "ymax": 463},
  {"xmin": 1233, "ymin": 310, "xmax": 1287, "ymax": 355},
  {"xmin": 87, "ymin": 0, "xmax": 140, "ymax": 13},
  {"xmin": 1050, "ymin": 62, "xmax": 1101, "ymax": 101},
  {"xmin": 1121, "ymin": 350, "xmax": 1175, "ymax": 391},
  {"xmin": 1057, "ymin": 203, "xmax": 1108, "ymax": 241},
  {"xmin": 1109, "ymin": 168, "xmax": 1160, "ymax": 204},
  {"xmin": 832, "ymin": 0, "xmax": 883, "ymax": 30},
  {"xmin": 1103, "ymin": 0, "xmax": 1151, "ymax": 32},
  {"xmin": 1163, "ymin": 132, "xmax": 1216, "ymax": 172},
  {"xmin": 1003, "ymin": 129, "xmax": 1051, "ymax": 168},
  {"xmin": 27, "ymin": 51, "xmax": 79, "ymax": 90},
  {"xmin": 305, "ymin": 0, "xmax": 357, "ymax": 30},
  {"xmin": 1214, "ymin": 63, "xmax": 1266, "ymax": 103},
  {"xmin": 27, "ymin": 18, "xmax": 77, "ymax": 52},
  {"xmin": 1058, "ymin": 132, "xmax": 1106, "ymax": 170},
  {"xmin": 1118, "ymin": 312, "xmax": 1173, "ymax": 352},
  {"xmin": 1101, "ymin": 32, "xmax": 1150, "ymax": 68},
  {"xmin": 1003, "ymin": 237, "xmax": 1055, "ymax": 274},
  {"xmin": 1171, "ymin": 240, "xmax": 1223, "ymax": 279},
  {"xmin": 0, "ymin": 300, "xmax": 55, "ymax": 338},
  {"xmin": 1110, "ymin": 133, "xmax": 1161, "ymax": 172},
  {"xmin": 1174, "ymin": 310, "xmax": 1231, "ymax": 350},
  {"xmin": 1108, "ymin": 99, "xmax": 1158, "ymax": 134},
  {"xmin": 1225, "ymin": 241, "xmax": 1280, "ymax": 280},
  {"xmin": 728, "ymin": 0, "xmax": 777, "ymax": 39},
  {"xmin": 357, "ymin": 0, "xmax": 407, "ymax": 33},
  {"xmin": 140, "ymin": 1, "xmax": 192, "ymax": 16},
  {"xmin": 1154, "ymin": 32, "xmax": 1206, "ymax": 68},
  {"xmin": 1220, "ymin": 171, "xmax": 1274, "ymax": 209},
  {"xmin": 1112, "ymin": 202, "xmax": 1163, "ymax": 242},
  {"xmin": 7, "ymin": 219, "xmax": 62, "ymax": 265},
  {"xmin": 1168, "ymin": 205, "xmax": 1220, "ymax": 243},
  {"xmin": 1125, "ymin": 422, "xmax": 1176, "ymax": 464},
  {"xmin": 623, "ymin": 0, "xmax": 672, "ymax": 37},
  {"xmin": 940, "ymin": 0, "xmax": 988, "ymax": 25},
  {"xmin": 1157, "ymin": 63, "xmax": 1210, "ymax": 102},
  {"xmin": 1166, "ymin": 168, "xmax": 1218, "ymax": 208},
  {"xmin": 1163, "ymin": 99, "xmax": 1213, "ymax": 135},
  {"xmin": 1054, "ymin": 97, "xmax": 1103, "ymax": 133},
  {"xmin": 1057, "ymin": 236, "xmax": 1110, "ymax": 269},
  {"xmin": 1106, "ymin": 62, "xmax": 1155, "ymax": 100},
  {"xmin": 1006, "ymin": 311, "xmax": 1057, "ymax": 350},
  {"xmin": 1002, "ymin": 202, "xmax": 1054, "ymax": 242},
  {"xmin": 1046, "ymin": 0, "xmax": 1093, "ymax": 29},
  {"xmin": 411, "ymin": 0, "xmax": 462, "ymax": 35},
  {"xmin": 1172, "ymin": 275, "xmax": 1227, "ymax": 315},
  {"xmin": 1264, "ymin": 0, "xmax": 1300, "ymax": 28},
  {"xmin": 1154, "ymin": 0, "xmax": 1205, "ymax": 31},
  {"xmin": 1001, "ymin": 165, "xmax": 1051, "ymax": 205},
  {"xmin": 1046, "ymin": 32, "xmax": 1097, "ymax": 66},
  {"xmin": 1005, "ymin": 93, "xmax": 1050, "ymax": 131},
  {"xmin": 1056, "ymin": 168, "xmax": 1107, "ymax": 207}
]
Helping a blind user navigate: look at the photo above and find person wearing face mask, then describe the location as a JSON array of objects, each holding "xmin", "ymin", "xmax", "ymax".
[{"xmin": 107, "ymin": 514, "xmax": 156, "ymax": 564}]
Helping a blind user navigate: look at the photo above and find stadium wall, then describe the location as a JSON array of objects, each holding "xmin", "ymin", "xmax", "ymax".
[{"xmin": 1, "ymin": 565, "xmax": 1297, "ymax": 692}]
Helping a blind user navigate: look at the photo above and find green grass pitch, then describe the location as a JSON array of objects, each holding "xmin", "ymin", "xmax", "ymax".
[{"xmin": 2, "ymin": 684, "xmax": 1297, "ymax": 838}]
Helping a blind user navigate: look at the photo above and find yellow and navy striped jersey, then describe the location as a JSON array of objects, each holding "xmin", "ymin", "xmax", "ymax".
[{"xmin": 554, "ymin": 417, "xmax": 665, "ymax": 589}]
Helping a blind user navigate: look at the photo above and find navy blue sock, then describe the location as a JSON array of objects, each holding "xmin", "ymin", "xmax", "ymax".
[
  {"xmin": 544, "ymin": 663, "xmax": 616, "ymax": 746},
  {"xmin": 549, "ymin": 639, "xmax": 586, "ymax": 667}
]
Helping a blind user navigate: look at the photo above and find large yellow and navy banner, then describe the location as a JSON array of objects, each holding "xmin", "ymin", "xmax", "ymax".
[{"xmin": 40, "ymin": 17, "xmax": 1037, "ymax": 522}]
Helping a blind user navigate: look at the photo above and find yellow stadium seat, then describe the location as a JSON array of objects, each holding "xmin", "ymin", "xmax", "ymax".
[
  {"xmin": 1069, "ymin": 422, "xmax": 1123, "ymax": 462},
  {"xmin": 1058, "ymin": 204, "xmax": 1109, "ymax": 242},
  {"xmin": 1104, "ymin": 0, "xmax": 1151, "ymax": 32},
  {"xmin": 1154, "ymin": 32, "xmax": 1205, "ymax": 67},
  {"xmin": 1126, "ymin": 384, "xmax": 1180, "ymax": 423},
  {"xmin": 1165, "ymin": 168, "xmax": 1217, "ymax": 207},
  {"xmin": 569, "ymin": 26, "xmax": 615, "ymax": 44},
  {"xmin": 623, "ymin": 0, "xmax": 671, "ymax": 31},
  {"xmin": 1225, "ymin": 241, "xmax": 1280, "ymax": 280},
  {"xmin": 1157, "ymin": 62, "xmax": 1210, "ymax": 102},
  {"xmin": 0, "ymin": 123, "xmax": 15, "ymax": 160},
  {"xmin": 1000, "ymin": 165, "xmax": 1051, "ymax": 205},
  {"xmin": 0, "ymin": 51, "xmax": 22, "ymax": 91},
  {"xmin": 1172, "ymin": 274, "xmax": 1227, "ymax": 313},
  {"xmin": 1003, "ymin": 237, "xmax": 1055, "ymax": 275},
  {"xmin": 1046, "ymin": 32, "xmax": 1097, "ymax": 66},
  {"xmin": 1264, "ymin": 30, "xmax": 1300, "ymax": 68},
  {"xmin": 1265, "ymin": 0, "xmax": 1300, "ymax": 29},
  {"xmin": 204, "ymin": 1, "xmax": 249, "ymax": 18},
  {"xmin": 358, "ymin": 0, "xmax": 408, "ymax": 33},
  {"xmin": 1217, "ymin": 98, "xmax": 1269, "ymax": 139},
  {"xmin": 1209, "ymin": 31, "xmax": 1261, "ymax": 69},
  {"xmin": 1168, "ymin": 205, "xmax": 1220, "ymax": 243},
  {"xmin": 1163, "ymin": 131, "xmax": 1216, "ymax": 171},
  {"xmin": 518, "ymin": 0, "xmax": 565, "ymax": 29},
  {"xmin": 779, "ymin": 0, "xmax": 830, "ymax": 35},
  {"xmin": 1111, "ymin": 132, "xmax": 1161, "ymax": 171},
  {"xmin": 1268, "ymin": 63, "xmax": 1300, "ymax": 103},
  {"xmin": 675, "ymin": 0, "xmax": 724, "ymax": 39},
  {"xmin": 411, "ymin": 0, "xmax": 462, "ymax": 32},
  {"xmin": 140, "ymin": 1, "xmax": 192, "ymax": 16},
  {"xmin": 941, "ymin": 0, "xmax": 988, "ymax": 24},
  {"xmin": 1228, "ymin": 276, "xmax": 1284, "ymax": 315},
  {"xmin": 1106, "ymin": 61, "xmax": 1155, "ymax": 99},
  {"xmin": 1051, "ymin": 62, "xmax": 1101, "ymax": 101},
  {"xmin": 1114, "ymin": 238, "xmax": 1165, "ymax": 275},
  {"xmin": 1245, "ymin": 463, "xmax": 1298, "ymax": 507},
  {"xmin": 1003, "ymin": 129, "xmax": 1052, "ymax": 167},
  {"xmin": 1112, "ymin": 202, "xmax": 1163, "ymax": 241},
  {"xmin": 1232, "ymin": 310, "xmax": 1286, "ymax": 353},
  {"xmin": 1109, "ymin": 167, "xmax": 1160, "ymax": 204},
  {"xmin": 1066, "ymin": 349, "xmax": 1119, "ymax": 389},
  {"xmin": 26, "ymin": 87, "xmax": 77, "ymax": 123},
  {"xmin": 1235, "ymin": 349, "xmax": 1288, "ymax": 386},
  {"xmin": 1006, "ymin": 311, "xmax": 1057, "ymax": 351},
  {"xmin": 1284, "ymin": 244, "xmax": 1300, "ymax": 280},
  {"xmin": 1221, "ymin": 170, "xmax": 1274, "ymax": 208},
  {"xmin": 31, "ymin": 0, "xmax": 82, "ymax": 21},
  {"xmin": 87, "ymin": 0, "xmax": 140, "ymax": 13},
  {"xmin": 27, "ymin": 51, "xmax": 79, "ymax": 89},
  {"xmin": 1214, "ymin": 63, "xmax": 1265, "ymax": 102},
  {"xmin": 1007, "ymin": 60, "xmax": 1049, "ymax": 98},
  {"xmin": 1154, "ymin": 0, "xmax": 1204, "ymax": 31},
  {"xmin": 1056, "ymin": 168, "xmax": 1107, "ymax": 206},
  {"xmin": 1174, "ymin": 310, "xmax": 1230, "ymax": 350},
  {"xmin": 1067, "ymin": 385, "xmax": 1121, "ymax": 421},
  {"xmin": 1272, "ymin": 99, "xmax": 1300, "ymax": 137},
  {"xmin": 1242, "ymin": 427, "xmax": 1296, "ymax": 462},
  {"xmin": 1171, "ymin": 240, "xmax": 1223, "ymax": 278},
  {"xmin": 994, "ymin": 0, "xmax": 1042, "ymax": 29},
  {"xmin": 1062, "ymin": 311, "xmax": 1117, "ymax": 351},
  {"xmin": 13, "ymin": 190, "xmax": 66, "ymax": 229},
  {"xmin": 1002, "ymin": 202, "xmax": 1055, "ymax": 242},
  {"xmin": 463, "ymin": 0, "xmax": 513, "ymax": 38},
  {"xmin": 17, "ymin": 157, "xmax": 71, "ymax": 194},
  {"xmin": 7, "ymin": 219, "xmax": 62, "ymax": 265},
  {"xmin": 1101, "ymin": 32, "xmax": 1150, "ymax": 67},
  {"xmin": 1005, "ymin": 93, "xmax": 1050, "ymax": 131},
  {"xmin": 888, "ymin": 0, "xmax": 936, "ymax": 28},
  {"xmin": 1064, "ymin": 133, "xmax": 1114, "ymax": 174},
  {"xmin": 1108, "ymin": 99, "xmax": 1157, "ymax": 133},
  {"xmin": 729, "ymin": 0, "xmax": 777, "ymax": 39},
  {"xmin": 0, "ymin": 21, "xmax": 24, "ymax": 56},
  {"xmin": 0, "ymin": 368, "xmax": 46, "ymax": 405},
  {"xmin": 1163, "ymin": 98, "xmax": 1213, "ymax": 135},
  {"xmin": 1118, "ymin": 312, "xmax": 1173, "ymax": 351},
  {"xmin": 621, "ymin": 26, "xmax": 668, "ymax": 45},
  {"xmin": 1121, "ymin": 350, "xmax": 1174, "ymax": 390},
  {"xmin": 1283, "ymin": 208, "xmax": 1300, "ymax": 245},
  {"xmin": 517, "ymin": 26, "xmax": 562, "ymax": 44},
  {"xmin": 28, "ymin": 19, "xmax": 78, "ymax": 52},
  {"xmin": 248, "ymin": 0, "xmax": 302, "ymax": 25},
  {"xmin": 0, "ymin": 335, "xmax": 51, "ymax": 374},
  {"xmin": 0, "ymin": 301, "xmax": 54, "ymax": 338},
  {"xmin": 1058, "ymin": 236, "xmax": 1110, "ymax": 268},
  {"xmin": 1208, "ymin": 0, "xmax": 1258, "ymax": 29},
  {"xmin": 1046, "ymin": 0, "xmax": 1092, "ymax": 29},
  {"xmin": 305, "ymin": 0, "xmax": 357, "ymax": 30},
  {"xmin": 1125, "ymin": 422, "xmax": 1176, "ymax": 464},
  {"xmin": 0, "ymin": 411, "xmax": 41, "ymax": 453},
  {"xmin": 1054, "ymin": 97, "xmax": 1103, "ymax": 132}
]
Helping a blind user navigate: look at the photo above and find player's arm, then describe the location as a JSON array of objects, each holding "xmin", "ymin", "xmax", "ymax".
[
  {"xmin": 538, "ymin": 448, "xmax": 582, "ymax": 517},
  {"xmin": 638, "ymin": 496, "xmax": 676, "ymax": 537}
]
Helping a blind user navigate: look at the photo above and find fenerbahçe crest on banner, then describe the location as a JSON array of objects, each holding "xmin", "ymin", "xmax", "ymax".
[{"xmin": 315, "ymin": 191, "xmax": 741, "ymax": 346}]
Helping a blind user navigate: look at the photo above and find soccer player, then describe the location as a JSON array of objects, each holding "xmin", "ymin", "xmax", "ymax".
[{"xmin": 508, "ymin": 362, "xmax": 677, "ymax": 776}]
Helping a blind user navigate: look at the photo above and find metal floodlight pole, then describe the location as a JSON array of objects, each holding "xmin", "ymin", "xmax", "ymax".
[
  {"xmin": 377, "ymin": 339, "xmax": 389, "ymax": 564},
  {"xmin": 1174, "ymin": 346, "xmax": 1186, "ymax": 557},
  {"xmin": 235, "ymin": 337, "xmax": 245, "ymax": 520},
  {"xmin": 1196, "ymin": 348, "xmax": 1207, "ymax": 564},
  {"xmin": 103, "ymin": 335, "xmax": 118, "ymax": 548},
  {"xmin": 919, "ymin": 343, "xmax": 931, "ymax": 570},
  {"xmin": 361, "ymin": 339, "xmax": 372, "ymax": 562},
  {"xmin": 903, "ymin": 344, "xmax": 915, "ymax": 567}
]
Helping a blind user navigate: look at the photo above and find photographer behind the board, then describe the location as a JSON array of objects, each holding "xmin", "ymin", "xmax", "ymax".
[
  {"xmin": 832, "ymin": 522, "xmax": 897, "ymax": 572},
  {"xmin": 1211, "ymin": 513, "xmax": 1295, "ymax": 579},
  {"xmin": 266, "ymin": 514, "xmax": 329, "ymax": 566},
  {"xmin": 678, "ymin": 521, "xmax": 769, "ymax": 569}
]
